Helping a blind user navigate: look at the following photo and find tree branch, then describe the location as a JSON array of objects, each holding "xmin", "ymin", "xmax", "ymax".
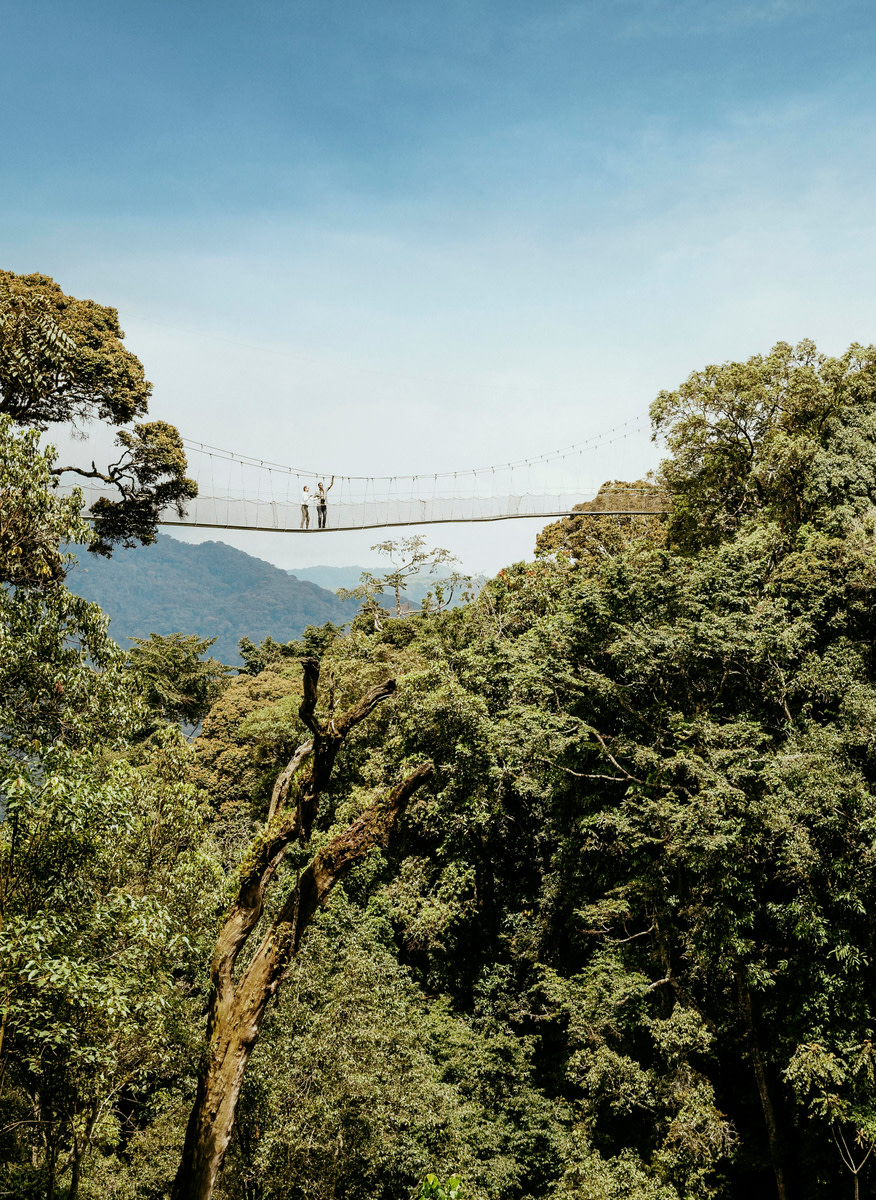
[
  {"xmin": 208, "ymin": 662, "xmax": 401, "ymax": 1019},
  {"xmin": 298, "ymin": 657, "xmax": 321, "ymax": 737},
  {"xmin": 267, "ymin": 739, "xmax": 313, "ymax": 823},
  {"xmin": 537, "ymin": 756, "xmax": 633, "ymax": 783},
  {"xmin": 208, "ymin": 808, "xmax": 300, "ymax": 1013},
  {"xmin": 590, "ymin": 728, "xmax": 645, "ymax": 784},
  {"xmin": 173, "ymin": 660, "xmax": 423, "ymax": 1200},
  {"xmin": 242, "ymin": 760, "xmax": 435, "ymax": 998},
  {"xmin": 50, "ymin": 462, "xmax": 112, "ymax": 483},
  {"xmin": 613, "ymin": 924, "xmax": 655, "ymax": 944},
  {"xmin": 333, "ymin": 678, "xmax": 398, "ymax": 737}
]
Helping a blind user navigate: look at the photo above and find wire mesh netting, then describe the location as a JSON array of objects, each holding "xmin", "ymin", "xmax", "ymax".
[{"xmin": 56, "ymin": 418, "xmax": 668, "ymax": 532}]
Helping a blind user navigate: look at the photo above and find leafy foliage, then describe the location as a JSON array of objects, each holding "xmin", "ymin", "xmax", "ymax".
[
  {"xmin": 535, "ymin": 479, "xmax": 667, "ymax": 562},
  {"xmin": 0, "ymin": 417, "xmax": 219, "ymax": 1198},
  {"xmin": 0, "ymin": 413, "xmax": 92, "ymax": 586},
  {"xmin": 9, "ymin": 330, "xmax": 876, "ymax": 1200},
  {"xmin": 338, "ymin": 537, "xmax": 470, "ymax": 629},
  {"xmin": 0, "ymin": 422, "xmax": 135, "ymax": 752},
  {"xmin": 0, "ymin": 737, "xmax": 220, "ymax": 1200},
  {"xmin": 418, "ymin": 1173, "xmax": 465, "ymax": 1199},
  {"xmin": 651, "ymin": 338, "xmax": 876, "ymax": 550},
  {"xmin": 237, "ymin": 622, "xmax": 346, "ymax": 676},
  {"xmin": 127, "ymin": 632, "xmax": 232, "ymax": 729},
  {"xmin": 0, "ymin": 270, "xmax": 149, "ymax": 429},
  {"xmin": 80, "ymin": 420, "xmax": 198, "ymax": 555},
  {"xmin": 0, "ymin": 269, "xmax": 196, "ymax": 552}
]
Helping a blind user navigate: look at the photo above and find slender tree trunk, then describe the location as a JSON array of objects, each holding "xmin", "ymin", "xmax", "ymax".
[
  {"xmin": 171, "ymin": 658, "xmax": 432, "ymax": 1200},
  {"xmin": 737, "ymin": 971, "xmax": 790, "ymax": 1200},
  {"xmin": 68, "ymin": 1150, "xmax": 83, "ymax": 1200},
  {"xmin": 46, "ymin": 1136, "xmax": 57, "ymax": 1200},
  {"xmin": 66, "ymin": 1107, "xmax": 98, "ymax": 1200},
  {"xmin": 172, "ymin": 763, "xmax": 431, "ymax": 1200}
]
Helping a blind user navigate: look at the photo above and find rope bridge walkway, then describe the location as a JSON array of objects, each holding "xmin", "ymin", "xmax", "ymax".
[{"xmin": 67, "ymin": 419, "xmax": 669, "ymax": 534}]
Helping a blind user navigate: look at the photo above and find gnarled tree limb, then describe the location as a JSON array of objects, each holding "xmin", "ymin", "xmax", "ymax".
[{"xmin": 172, "ymin": 661, "xmax": 432, "ymax": 1200}]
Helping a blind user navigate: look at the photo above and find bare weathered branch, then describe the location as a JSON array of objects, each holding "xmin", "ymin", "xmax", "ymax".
[
  {"xmin": 208, "ymin": 808, "xmax": 299, "ymax": 1012},
  {"xmin": 172, "ymin": 661, "xmax": 428, "ymax": 1200},
  {"xmin": 298, "ymin": 657, "xmax": 321, "ymax": 737},
  {"xmin": 590, "ymin": 728, "xmax": 645, "ymax": 784},
  {"xmin": 333, "ymin": 677, "xmax": 397, "ymax": 737},
  {"xmin": 240, "ymin": 760, "xmax": 434, "ymax": 1002},
  {"xmin": 285, "ymin": 760, "xmax": 432, "ymax": 954},
  {"xmin": 267, "ymin": 739, "xmax": 313, "ymax": 823}
]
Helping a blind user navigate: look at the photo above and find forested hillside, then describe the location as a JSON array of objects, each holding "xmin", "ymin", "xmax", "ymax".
[
  {"xmin": 67, "ymin": 535, "xmax": 356, "ymax": 663},
  {"xmin": 5, "ymin": 278, "xmax": 876, "ymax": 1200}
]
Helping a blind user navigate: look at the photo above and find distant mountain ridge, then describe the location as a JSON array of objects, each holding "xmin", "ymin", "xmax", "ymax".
[
  {"xmin": 67, "ymin": 536, "xmax": 356, "ymax": 664},
  {"xmin": 288, "ymin": 565, "xmax": 374, "ymax": 591},
  {"xmin": 289, "ymin": 565, "xmax": 478, "ymax": 606}
]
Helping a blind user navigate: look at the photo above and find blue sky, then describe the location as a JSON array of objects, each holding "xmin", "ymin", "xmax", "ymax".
[{"xmin": 3, "ymin": 0, "xmax": 876, "ymax": 571}]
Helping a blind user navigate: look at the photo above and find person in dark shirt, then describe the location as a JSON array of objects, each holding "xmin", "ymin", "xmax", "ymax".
[{"xmin": 316, "ymin": 476, "xmax": 335, "ymax": 528}]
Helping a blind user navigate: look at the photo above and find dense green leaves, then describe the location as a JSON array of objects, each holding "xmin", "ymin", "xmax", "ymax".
[
  {"xmin": 0, "ymin": 270, "xmax": 149, "ymax": 429},
  {"xmin": 9, "ymin": 331, "xmax": 876, "ymax": 1198},
  {"xmin": 651, "ymin": 338, "xmax": 876, "ymax": 550},
  {"xmin": 0, "ymin": 413, "xmax": 92, "ymax": 585},
  {"xmin": 0, "ymin": 269, "xmax": 197, "ymax": 552},
  {"xmin": 418, "ymin": 1173, "xmax": 465, "ymax": 1199},
  {"xmin": 0, "ymin": 418, "xmax": 218, "ymax": 1196},
  {"xmin": 128, "ymin": 632, "xmax": 231, "ymax": 729},
  {"xmin": 0, "ymin": 738, "xmax": 222, "ymax": 1199}
]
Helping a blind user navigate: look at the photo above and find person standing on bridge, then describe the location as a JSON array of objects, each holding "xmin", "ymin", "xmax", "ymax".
[
  {"xmin": 300, "ymin": 485, "xmax": 312, "ymax": 529},
  {"xmin": 316, "ymin": 476, "xmax": 335, "ymax": 529}
]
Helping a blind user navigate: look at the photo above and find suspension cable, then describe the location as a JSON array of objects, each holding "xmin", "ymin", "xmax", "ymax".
[{"xmin": 180, "ymin": 415, "xmax": 647, "ymax": 483}]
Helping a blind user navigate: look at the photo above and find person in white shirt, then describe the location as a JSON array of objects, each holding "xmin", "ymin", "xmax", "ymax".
[
  {"xmin": 300, "ymin": 485, "xmax": 312, "ymax": 529},
  {"xmin": 315, "ymin": 476, "xmax": 335, "ymax": 528}
]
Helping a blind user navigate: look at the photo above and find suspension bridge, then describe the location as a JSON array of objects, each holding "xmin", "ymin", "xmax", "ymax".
[{"xmin": 67, "ymin": 418, "xmax": 668, "ymax": 534}]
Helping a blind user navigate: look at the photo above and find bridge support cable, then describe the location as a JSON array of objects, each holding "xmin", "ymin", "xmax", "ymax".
[{"xmin": 56, "ymin": 416, "xmax": 669, "ymax": 533}]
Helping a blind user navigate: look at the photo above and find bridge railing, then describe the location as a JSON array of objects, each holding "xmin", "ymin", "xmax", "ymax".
[{"xmin": 57, "ymin": 483, "xmax": 669, "ymax": 533}]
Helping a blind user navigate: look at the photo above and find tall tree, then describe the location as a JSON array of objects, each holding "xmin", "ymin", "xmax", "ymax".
[
  {"xmin": 0, "ymin": 418, "xmax": 219, "ymax": 1198},
  {"xmin": 650, "ymin": 338, "xmax": 876, "ymax": 551},
  {"xmin": 172, "ymin": 657, "xmax": 433, "ymax": 1200},
  {"xmin": 338, "ymin": 536, "xmax": 468, "ymax": 629},
  {"xmin": 535, "ymin": 478, "xmax": 668, "ymax": 561},
  {"xmin": 0, "ymin": 269, "xmax": 196, "ymax": 553},
  {"xmin": 127, "ymin": 632, "xmax": 232, "ymax": 730}
]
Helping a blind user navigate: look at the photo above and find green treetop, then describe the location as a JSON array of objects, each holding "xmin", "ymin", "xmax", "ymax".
[
  {"xmin": 0, "ymin": 269, "xmax": 196, "ymax": 554},
  {"xmin": 127, "ymin": 632, "xmax": 232, "ymax": 730},
  {"xmin": 651, "ymin": 338, "xmax": 876, "ymax": 551}
]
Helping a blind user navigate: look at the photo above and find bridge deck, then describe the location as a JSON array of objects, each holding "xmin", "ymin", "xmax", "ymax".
[
  {"xmin": 61, "ymin": 482, "xmax": 668, "ymax": 534},
  {"xmin": 157, "ymin": 509, "xmax": 665, "ymax": 533}
]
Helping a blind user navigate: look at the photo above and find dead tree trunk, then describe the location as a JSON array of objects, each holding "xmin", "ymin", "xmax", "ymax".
[{"xmin": 171, "ymin": 658, "xmax": 433, "ymax": 1200}]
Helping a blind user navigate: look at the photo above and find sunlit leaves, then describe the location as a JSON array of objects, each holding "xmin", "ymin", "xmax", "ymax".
[
  {"xmin": 0, "ymin": 270, "xmax": 197, "ymax": 551},
  {"xmin": 0, "ymin": 269, "xmax": 150, "ymax": 429},
  {"xmin": 651, "ymin": 339, "xmax": 876, "ymax": 551},
  {"xmin": 0, "ymin": 414, "xmax": 92, "ymax": 585}
]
